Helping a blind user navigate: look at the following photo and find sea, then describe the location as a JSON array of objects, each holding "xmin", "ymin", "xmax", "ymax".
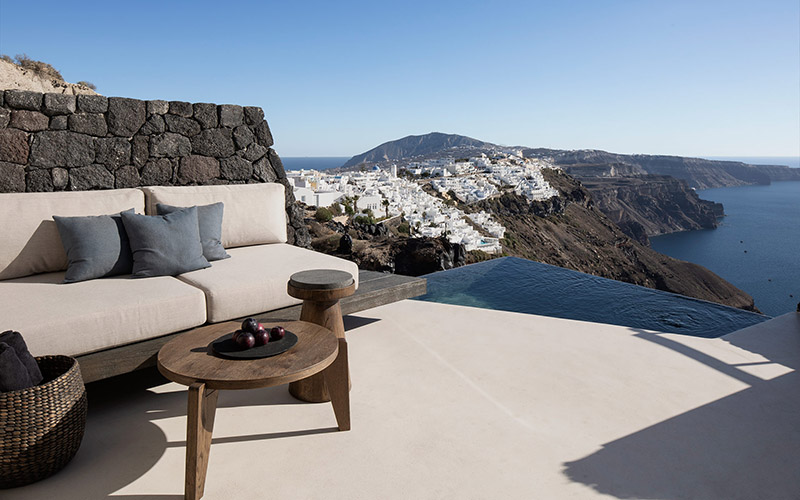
[
  {"xmin": 281, "ymin": 157, "xmax": 350, "ymax": 171},
  {"xmin": 651, "ymin": 156, "xmax": 800, "ymax": 317}
]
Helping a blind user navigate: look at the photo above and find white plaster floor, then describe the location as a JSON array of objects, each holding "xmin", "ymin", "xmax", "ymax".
[{"xmin": 4, "ymin": 301, "xmax": 799, "ymax": 500}]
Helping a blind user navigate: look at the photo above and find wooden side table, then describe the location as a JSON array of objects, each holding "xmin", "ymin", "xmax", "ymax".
[
  {"xmin": 157, "ymin": 320, "xmax": 349, "ymax": 500},
  {"xmin": 287, "ymin": 269, "xmax": 355, "ymax": 403}
]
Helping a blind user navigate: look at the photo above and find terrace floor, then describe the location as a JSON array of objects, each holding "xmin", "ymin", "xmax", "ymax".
[{"xmin": 6, "ymin": 301, "xmax": 799, "ymax": 499}]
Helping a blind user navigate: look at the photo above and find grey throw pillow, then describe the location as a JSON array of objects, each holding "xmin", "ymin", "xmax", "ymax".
[
  {"xmin": 156, "ymin": 202, "xmax": 230, "ymax": 262},
  {"xmin": 121, "ymin": 207, "xmax": 211, "ymax": 278},
  {"xmin": 53, "ymin": 209, "xmax": 135, "ymax": 283}
]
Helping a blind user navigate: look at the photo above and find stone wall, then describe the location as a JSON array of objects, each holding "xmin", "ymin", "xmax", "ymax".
[{"xmin": 0, "ymin": 90, "xmax": 310, "ymax": 246}]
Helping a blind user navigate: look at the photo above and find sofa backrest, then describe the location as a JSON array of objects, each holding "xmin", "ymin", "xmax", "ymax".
[
  {"xmin": 0, "ymin": 189, "xmax": 145, "ymax": 280},
  {"xmin": 141, "ymin": 183, "xmax": 287, "ymax": 248}
]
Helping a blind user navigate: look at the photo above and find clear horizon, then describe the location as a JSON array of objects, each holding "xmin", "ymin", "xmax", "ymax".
[{"xmin": 1, "ymin": 0, "xmax": 798, "ymax": 157}]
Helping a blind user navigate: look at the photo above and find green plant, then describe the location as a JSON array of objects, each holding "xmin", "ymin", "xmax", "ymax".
[
  {"xmin": 382, "ymin": 199, "xmax": 390, "ymax": 218},
  {"xmin": 76, "ymin": 81, "xmax": 97, "ymax": 90},
  {"xmin": 354, "ymin": 215, "xmax": 376, "ymax": 225},
  {"xmin": 314, "ymin": 207, "xmax": 333, "ymax": 222},
  {"xmin": 329, "ymin": 202, "xmax": 342, "ymax": 216},
  {"xmin": 397, "ymin": 222, "xmax": 410, "ymax": 234}
]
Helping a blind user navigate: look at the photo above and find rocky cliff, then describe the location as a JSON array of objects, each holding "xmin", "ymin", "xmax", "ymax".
[
  {"xmin": 0, "ymin": 59, "xmax": 97, "ymax": 96},
  {"xmin": 576, "ymin": 174, "xmax": 724, "ymax": 243},
  {"xmin": 525, "ymin": 148, "xmax": 800, "ymax": 188},
  {"xmin": 475, "ymin": 169, "xmax": 758, "ymax": 312}
]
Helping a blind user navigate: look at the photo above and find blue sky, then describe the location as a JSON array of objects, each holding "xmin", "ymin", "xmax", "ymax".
[{"xmin": 1, "ymin": 0, "xmax": 798, "ymax": 157}]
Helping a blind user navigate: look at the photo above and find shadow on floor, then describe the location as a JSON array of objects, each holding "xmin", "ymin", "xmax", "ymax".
[
  {"xmin": 343, "ymin": 315, "xmax": 381, "ymax": 331},
  {"xmin": 4, "ymin": 367, "xmax": 337, "ymax": 500},
  {"xmin": 562, "ymin": 327, "xmax": 800, "ymax": 499}
]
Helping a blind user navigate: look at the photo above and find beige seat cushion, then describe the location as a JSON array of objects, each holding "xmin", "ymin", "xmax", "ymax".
[
  {"xmin": 177, "ymin": 244, "xmax": 359, "ymax": 323},
  {"xmin": 141, "ymin": 184, "xmax": 287, "ymax": 248},
  {"xmin": 0, "ymin": 273, "xmax": 207, "ymax": 357},
  {"xmin": 0, "ymin": 189, "xmax": 145, "ymax": 280}
]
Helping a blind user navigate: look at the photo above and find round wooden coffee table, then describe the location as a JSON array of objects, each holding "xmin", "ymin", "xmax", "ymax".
[
  {"xmin": 157, "ymin": 320, "xmax": 350, "ymax": 500},
  {"xmin": 287, "ymin": 269, "xmax": 355, "ymax": 403}
]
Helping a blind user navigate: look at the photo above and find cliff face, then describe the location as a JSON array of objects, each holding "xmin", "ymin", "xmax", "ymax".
[
  {"xmin": 525, "ymin": 148, "xmax": 800, "ymax": 188},
  {"xmin": 577, "ymin": 174, "xmax": 724, "ymax": 243},
  {"xmin": 0, "ymin": 60, "xmax": 97, "ymax": 95},
  {"xmin": 476, "ymin": 169, "xmax": 758, "ymax": 312}
]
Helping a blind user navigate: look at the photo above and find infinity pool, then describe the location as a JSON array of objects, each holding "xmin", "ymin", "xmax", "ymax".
[{"xmin": 414, "ymin": 257, "xmax": 768, "ymax": 337}]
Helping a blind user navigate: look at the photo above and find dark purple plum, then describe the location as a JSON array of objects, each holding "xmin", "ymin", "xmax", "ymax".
[
  {"xmin": 242, "ymin": 318, "xmax": 259, "ymax": 334},
  {"xmin": 235, "ymin": 331, "xmax": 255, "ymax": 349},
  {"xmin": 254, "ymin": 329, "xmax": 270, "ymax": 346},
  {"xmin": 269, "ymin": 326, "xmax": 285, "ymax": 341},
  {"xmin": 232, "ymin": 329, "xmax": 244, "ymax": 342}
]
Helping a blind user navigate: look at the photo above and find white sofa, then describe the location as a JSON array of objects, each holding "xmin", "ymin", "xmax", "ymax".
[{"xmin": 0, "ymin": 183, "xmax": 359, "ymax": 359}]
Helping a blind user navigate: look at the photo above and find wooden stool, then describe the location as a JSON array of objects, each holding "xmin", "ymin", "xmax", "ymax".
[{"xmin": 287, "ymin": 269, "xmax": 355, "ymax": 403}]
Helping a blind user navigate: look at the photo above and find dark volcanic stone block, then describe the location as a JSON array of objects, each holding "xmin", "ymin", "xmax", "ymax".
[
  {"xmin": 0, "ymin": 91, "xmax": 3, "ymax": 107},
  {"xmin": 52, "ymin": 167, "xmax": 69, "ymax": 189},
  {"xmin": 131, "ymin": 135, "xmax": 149, "ymax": 167},
  {"xmin": 139, "ymin": 115, "xmax": 166, "ymax": 135},
  {"xmin": 150, "ymin": 132, "xmax": 191, "ymax": 158},
  {"xmin": 243, "ymin": 106, "xmax": 264, "ymax": 126},
  {"xmin": 115, "ymin": 165, "xmax": 141, "ymax": 188},
  {"xmin": 0, "ymin": 162, "xmax": 25, "ymax": 192},
  {"xmin": 253, "ymin": 156, "xmax": 277, "ymax": 182},
  {"xmin": 9, "ymin": 110, "xmax": 49, "ymax": 132},
  {"xmin": 232, "ymin": 125, "xmax": 255, "ymax": 149},
  {"xmin": 5, "ymin": 90, "xmax": 42, "ymax": 111},
  {"xmin": 193, "ymin": 103, "xmax": 218, "ymax": 129},
  {"xmin": 242, "ymin": 143, "xmax": 268, "ymax": 161},
  {"xmin": 268, "ymin": 148, "xmax": 285, "ymax": 178},
  {"xmin": 168, "ymin": 101, "xmax": 193, "ymax": 117},
  {"xmin": 95, "ymin": 137, "xmax": 131, "ymax": 168},
  {"xmin": 165, "ymin": 114, "xmax": 201, "ymax": 137},
  {"xmin": 220, "ymin": 156, "xmax": 252, "ymax": 180},
  {"xmin": 179, "ymin": 155, "xmax": 219, "ymax": 183},
  {"xmin": 0, "ymin": 128, "xmax": 30, "ymax": 164},
  {"xmin": 76, "ymin": 94, "xmax": 108, "ymax": 113},
  {"xmin": 69, "ymin": 164, "xmax": 114, "ymax": 190},
  {"xmin": 50, "ymin": 115, "xmax": 68, "ymax": 130},
  {"xmin": 107, "ymin": 97, "xmax": 146, "ymax": 136},
  {"xmin": 0, "ymin": 108, "xmax": 9, "ymax": 128},
  {"xmin": 30, "ymin": 131, "xmax": 95, "ymax": 168},
  {"xmin": 254, "ymin": 120, "xmax": 274, "ymax": 148},
  {"xmin": 141, "ymin": 158, "xmax": 173, "ymax": 186},
  {"xmin": 43, "ymin": 94, "xmax": 76, "ymax": 115},
  {"xmin": 191, "ymin": 128, "xmax": 234, "ymax": 158},
  {"xmin": 147, "ymin": 100, "xmax": 169, "ymax": 115},
  {"xmin": 218, "ymin": 104, "xmax": 244, "ymax": 127},
  {"xmin": 68, "ymin": 113, "xmax": 107, "ymax": 136},
  {"xmin": 26, "ymin": 169, "xmax": 54, "ymax": 192}
]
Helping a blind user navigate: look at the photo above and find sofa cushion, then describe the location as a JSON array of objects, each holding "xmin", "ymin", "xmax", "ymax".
[
  {"xmin": 0, "ymin": 272, "xmax": 207, "ymax": 357},
  {"xmin": 0, "ymin": 189, "xmax": 145, "ymax": 280},
  {"xmin": 156, "ymin": 202, "xmax": 230, "ymax": 261},
  {"xmin": 177, "ymin": 244, "xmax": 359, "ymax": 323},
  {"xmin": 53, "ymin": 209, "xmax": 135, "ymax": 283},
  {"xmin": 141, "ymin": 184, "xmax": 287, "ymax": 248},
  {"xmin": 122, "ymin": 207, "xmax": 211, "ymax": 278}
]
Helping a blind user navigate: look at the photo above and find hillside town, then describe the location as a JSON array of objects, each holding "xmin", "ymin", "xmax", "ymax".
[{"xmin": 287, "ymin": 153, "xmax": 560, "ymax": 254}]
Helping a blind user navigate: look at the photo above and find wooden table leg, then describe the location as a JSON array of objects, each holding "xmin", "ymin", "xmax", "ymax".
[
  {"xmin": 289, "ymin": 299, "xmax": 349, "ymax": 402},
  {"xmin": 323, "ymin": 338, "xmax": 351, "ymax": 431},
  {"xmin": 186, "ymin": 383, "xmax": 218, "ymax": 500}
]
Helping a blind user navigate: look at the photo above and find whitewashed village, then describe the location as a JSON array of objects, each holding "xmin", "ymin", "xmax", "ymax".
[{"xmin": 287, "ymin": 152, "xmax": 560, "ymax": 254}]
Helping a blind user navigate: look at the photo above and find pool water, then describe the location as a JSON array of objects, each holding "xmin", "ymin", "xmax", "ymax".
[{"xmin": 414, "ymin": 257, "xmax": 768, "ymax": 338}]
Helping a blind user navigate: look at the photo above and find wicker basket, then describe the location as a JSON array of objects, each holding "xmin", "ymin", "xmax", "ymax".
[{"xmin": 0, "ymin": 355, "xmax": 87, "ymax": 489}]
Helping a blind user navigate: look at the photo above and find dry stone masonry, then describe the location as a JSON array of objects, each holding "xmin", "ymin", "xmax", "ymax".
[{"xmin": 0, "ymin": 90, "xmax": 309, "ymax": 246}]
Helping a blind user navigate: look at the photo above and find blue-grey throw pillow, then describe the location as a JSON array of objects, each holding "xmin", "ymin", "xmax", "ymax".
[
  {"xmin": 53, "ymin": 209, "xmax": 135, "ymax": 283},
  {"xmin": 121, "ymin": 207, "xmax": 211, "ymax": 278},
  {"xmin": 156, "ymin": 202, "xmax": 230, "ymax": 262}
]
